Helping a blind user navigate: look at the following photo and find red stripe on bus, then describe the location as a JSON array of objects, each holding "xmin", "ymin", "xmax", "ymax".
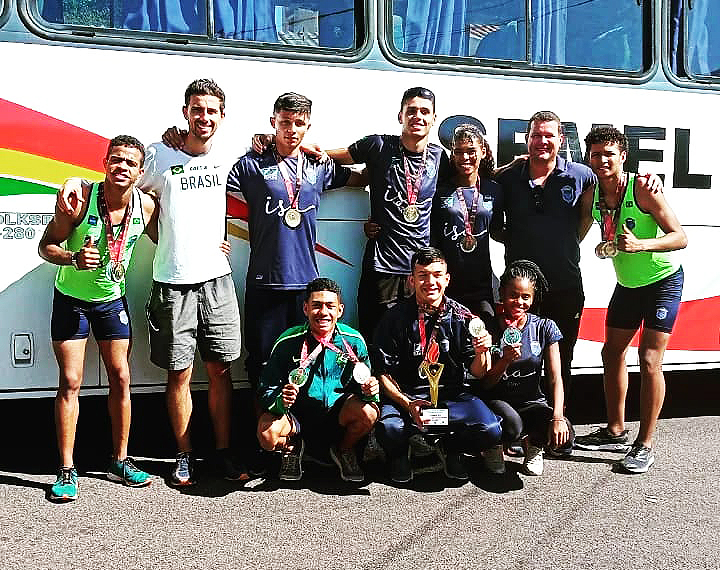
[
  {"xmin": 578, "ymin": 296, "xmax": 720, "ymax": 351},
  {"xmin": 0, "ymin": 98, "xmax": 107, "ymax": 171}
]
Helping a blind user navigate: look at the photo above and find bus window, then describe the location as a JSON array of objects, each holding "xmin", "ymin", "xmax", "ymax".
[
  {"xmin": 36, "ymin": 0, "xmax": 358, "ymax": 49},
  {"xmin": 390, "ymin": 0, "xmax": 647, "ymax": 72},
  {"xmin": 686, "ymin": 0, "xmax": 718, "ymax": 78}
]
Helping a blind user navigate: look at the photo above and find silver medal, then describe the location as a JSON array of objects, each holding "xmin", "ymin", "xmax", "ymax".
[
  {"xmin": 352, "ymin": 362, "xmax": 371, "ymax": 384},
  {"xmin": 468, "ymin": 317, "xmax": 486, "ymax": 338}
]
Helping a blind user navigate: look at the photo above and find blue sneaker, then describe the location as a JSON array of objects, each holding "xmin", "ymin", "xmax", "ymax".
[
  {"xmin": 50, "ymin": 467, "xmax": 78, "ymax": 501},
  {"xmin": 107, "ymin": 458, "xmax": 152, "ymax": 487},
  {"xmin": 170, "ymin": 451, "xmax": 196, "ymax": 486}
]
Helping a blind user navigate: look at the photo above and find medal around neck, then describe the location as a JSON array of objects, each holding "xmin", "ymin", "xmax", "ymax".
[
  {"xmin": 403, "ymin": 204, "xmax": 420, "ymax": 223},
  {"xmin": 468, "ymin": 317, "xmax": 485, "ymax": 338},
  {"xmin": 288, "ymin": 367, "xmax": 309, "ymax": 387},
  {"xmin": 595, "ymin": 240, "xmax": 618, "ymax": 259},
  {"xmin": 459, "ymin": 234, "xmax": 477, "ymax": 253},
  {"xmin": 500, "ymin": 326, "xmax": 522, "ymax": 348},
  {"xmin": 283, "ymin": 208, "xmax": 302, "ymax": 229},
  {"xmin": 106, "ymin": 262, "xmax": 125, "ymax": 283}
]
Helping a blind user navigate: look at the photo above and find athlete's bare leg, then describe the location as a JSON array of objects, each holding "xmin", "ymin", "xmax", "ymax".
[
  {"xmin": 53, "ymin": 339, "xmax": 87, "ymax": 467},
  {"xmin": 601, "ymin": 327, "xmax": 637, "ymax": 435},
  {"xmin": 338, "ymin": 396, "xmax": 378, "ymax": 451},
  {"xmin": 636, "ymin": 328, "xmax": 672, "ymax": 447},
  {"xmin": 167, "ymin": 366, "xmax": 193, "ymax": 452},
  {"xmin": 98, "ymin": 339, "xmax": 132, "ymax": 460},
  {"xmin": 205, "ymin": 360, "xmax": 233, "ymax": 450}
]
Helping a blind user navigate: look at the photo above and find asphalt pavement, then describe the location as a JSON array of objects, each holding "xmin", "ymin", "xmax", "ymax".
[{"xmin": 1, "ymin": 372, "xmax": 718, "ymax": 570}]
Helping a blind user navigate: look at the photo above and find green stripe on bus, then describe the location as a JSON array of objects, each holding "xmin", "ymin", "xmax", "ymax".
[{"xmin": 0, "ymin": 177, "xmax": 56, "ymax": 196}]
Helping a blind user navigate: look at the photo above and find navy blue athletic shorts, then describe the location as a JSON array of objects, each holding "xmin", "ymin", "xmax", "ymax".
[
  {"xmin": 606, "ymin": 267, "xmax": 684, "ymax": 333},
  {"xmin": 51, "ymin": 288, "xmax": 131, "ymax": 341}
]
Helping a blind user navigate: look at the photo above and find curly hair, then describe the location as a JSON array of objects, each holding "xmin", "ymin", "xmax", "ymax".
[
  {"xmin": 451, "ymin": 124, "xmax": 496, "ymax": 180},
  {"xmin": 498, "ymin": 259, "xmax": 549, "ymax": 307}
]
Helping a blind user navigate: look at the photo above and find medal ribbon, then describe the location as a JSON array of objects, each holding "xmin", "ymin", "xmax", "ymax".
[
  {"xmin": 597, "ymin": 174, "xmax": 627, "ymax": 241},
  {"xmin": 402, "ymin": 145, "xmax": 428, "ymax": 208},
  {"xmin": 455, "ymin": 179, "xmax": 481, "ymax": 242},
  {"xmin": 298, "ymin": 337, "xmax": 324, "ymax": 372},
  {"xmin": 313, "ymin": 333, "xmax": 360, "ymax": 363},
  {"xmin": 275, "ymin": 151, "xmax": 304, "ymax": 208},
  {"xmin": 418, "ymin": 306, "xmax": 444, "ymax": 364},
  {"xmin": 97, "ymin": 184, "xmax": 132, "ymax": 266}
]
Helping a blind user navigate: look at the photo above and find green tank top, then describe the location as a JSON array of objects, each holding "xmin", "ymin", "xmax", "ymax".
[
  {"xmin": 591, "ymin": 174, "xmax": 678, "ymax": 288},
  {"xmin": 55, "ymin": 183, "xmax": 147, "ymax": 302}
]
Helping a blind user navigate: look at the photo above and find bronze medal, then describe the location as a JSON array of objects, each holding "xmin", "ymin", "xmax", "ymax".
[{"xmin": 460, "ymin": 234, "xmax": 477, "ymax": 253}]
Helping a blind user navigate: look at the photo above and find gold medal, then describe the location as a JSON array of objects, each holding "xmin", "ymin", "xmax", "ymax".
[
  {"xmin": 403, "ymin": 205, "xmax": 420, "ymax": 223},
  {"xmin": 283, "ymin": 208, "xmax": 302, "ymax": 228}
]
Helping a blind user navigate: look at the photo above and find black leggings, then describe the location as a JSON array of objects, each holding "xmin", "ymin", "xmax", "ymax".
[{"xmin": 486, "ymin": 400, "xmax": 575, "ymax": 448}]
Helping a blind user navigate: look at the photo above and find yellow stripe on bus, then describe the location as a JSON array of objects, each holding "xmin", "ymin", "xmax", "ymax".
[{"xmin": 0, "ymin": 148, "xmax": 102, "ymax": 185}]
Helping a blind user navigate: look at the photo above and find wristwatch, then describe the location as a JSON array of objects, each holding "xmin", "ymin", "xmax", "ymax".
[{"xmin": 70, "ymin": 251, "xmax": 80, "ymax": 269}]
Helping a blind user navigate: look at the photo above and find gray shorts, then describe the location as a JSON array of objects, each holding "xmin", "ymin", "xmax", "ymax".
[{"xmin": 147, "ymin": 274, "xmax": 242, "ymax": 370}]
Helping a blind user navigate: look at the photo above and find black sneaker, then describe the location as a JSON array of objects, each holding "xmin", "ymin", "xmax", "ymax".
[
  {"xmin": 170, "ymin": 451, "xmax": 195, "ymax": 486},
  {"xmin": 443, "ymin": 452, "xmax": 469, "ymax": 481},
  {"xmin": 575, "ymin": 427, "xmax": 630, "ymax": 451},
  {"xmin": 618, "ymin": 442, "xmax": 655, "ymax": 474},
  {"xmin": 389, "ymin": 449, "xmax": 413, "ymax": 483},
  {"xmin": 330, "ymin": 446, "xmax": 364, "ymax": 482},
  {"xmin": 279, "ymin": 438, "xmax": 304, "ymax": 481},
  {"xmin": 216, "ymin": 448, "xmax": 249, "ymax": 481}
]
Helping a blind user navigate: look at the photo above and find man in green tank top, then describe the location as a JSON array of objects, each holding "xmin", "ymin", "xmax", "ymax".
[
  {"xmin": 39, "ymin": 135, "xmax": 158, "ymax": 500},
  {"xmin": 576, "ymin": 127, "xmax": 687, "ymax": 474}
]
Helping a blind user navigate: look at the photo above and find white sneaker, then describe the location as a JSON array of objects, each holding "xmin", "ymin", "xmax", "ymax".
[
  {"xmin": 521, "ymin": 445, "xmax": 544, "ymax": 476},
  {"xmin": 482, "ymin": 445, "xmax": 506, "ymax": 474}
]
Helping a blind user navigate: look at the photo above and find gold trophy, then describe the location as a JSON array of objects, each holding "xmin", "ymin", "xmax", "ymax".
[{"xmin": 419, "ymin": 360, "xmax": 444, "ymax": 408}]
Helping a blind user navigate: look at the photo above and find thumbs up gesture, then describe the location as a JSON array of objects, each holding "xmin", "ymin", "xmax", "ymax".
[
  {"xmin": 78, "ymin": 236, "xmax": 101, "ymax": 269},
  {"xmin": 616, "ymin": 223, "xmax": 644, "ymax": 253}
]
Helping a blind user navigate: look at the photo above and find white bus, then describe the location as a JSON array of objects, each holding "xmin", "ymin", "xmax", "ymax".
[{"xmin": 1, "ymin": 0, "xmax": 718, "ymax": 397}]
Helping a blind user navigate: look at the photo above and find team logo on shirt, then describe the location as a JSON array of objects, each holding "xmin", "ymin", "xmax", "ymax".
[
  {"xmin": 656, "ymin": 307, "xmax": 668, "ymax": 320},
  {"xmin": 625, "ymin": 218, "xmax": 636, "ymax": 230},
  {"xmin": 170, "ymin": 165, "xmax": 184, "ymax": 175},
  {"xmin": 561, "ymin": 185, "xmax": 575, "ymax": 204},
  {"xmin": 442, "ymin": 197, "xmax": 454, "ymax": 209},
  {"xmin": 305, "ymin": 165, "xmax": 317, "ymax": 185},
  {"xmin": 626, "ymin": 201, "xmax": 633, "ymax": 208},
  {"xmin": 482, "ymin": 199, "xmax": 493, "ymax": 212},
  {"xmin": 530, "ymin": 341, "xmax": 542, "ymax": 356},
  {"xmin": 87, "ymin": 215, "xmax": 98, "ymax": 226},
  {"xmin": 132, "ymin": 218, "xmax": 141, "ymax": 224},
  {"xmin": 261, "ymin": 166, "xmax": 279, "ymax": 181},
  {"xmin": 425, "ymin": 158, "xmax": 436, "ymax": 179}
]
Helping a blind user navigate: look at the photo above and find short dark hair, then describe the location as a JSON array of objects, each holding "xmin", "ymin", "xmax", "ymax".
[
  {"xmin": 400, "ymin": 87, "xmax": 436, "ymax": 112},
  {"xmin": 273, "ymin": 92, "xmax": 312, "ymax": 117},
  {"xmin": 584, "ymin": 126, "xmax": 628, "ymax": 153},
  {"xmin": 498, "ymin": 259, "xmax": 549, "ymax": 307},
  {"xmin": 305, "ymin": 277, "xmax": 342, "ymax": 302},
  {"xmin": 411, "ymin": 247, "xmax": 446, "ymax": 272},
  {"xmin": 106, "ymin": 135, "xmax": 145, "ymax": 166},
  {"xmin": 184, "ymin": 79, "xmax": 225, "ymax": 111},
  {"xmin": 527, "ymin": 111, "xmax": 563, "ymax": 135},
  {"xmin": 451, "ymin": 123, "xmax": 495, "ymax": 179}
]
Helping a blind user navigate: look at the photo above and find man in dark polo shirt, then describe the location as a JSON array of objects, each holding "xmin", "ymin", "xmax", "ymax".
[
  {"xmin": 372, "ymin": 247, "xmax": 500, "ymax": 483},
  {"xmin": 493, "ymin": 111, "xmax": 596, "ymax": 408}
]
